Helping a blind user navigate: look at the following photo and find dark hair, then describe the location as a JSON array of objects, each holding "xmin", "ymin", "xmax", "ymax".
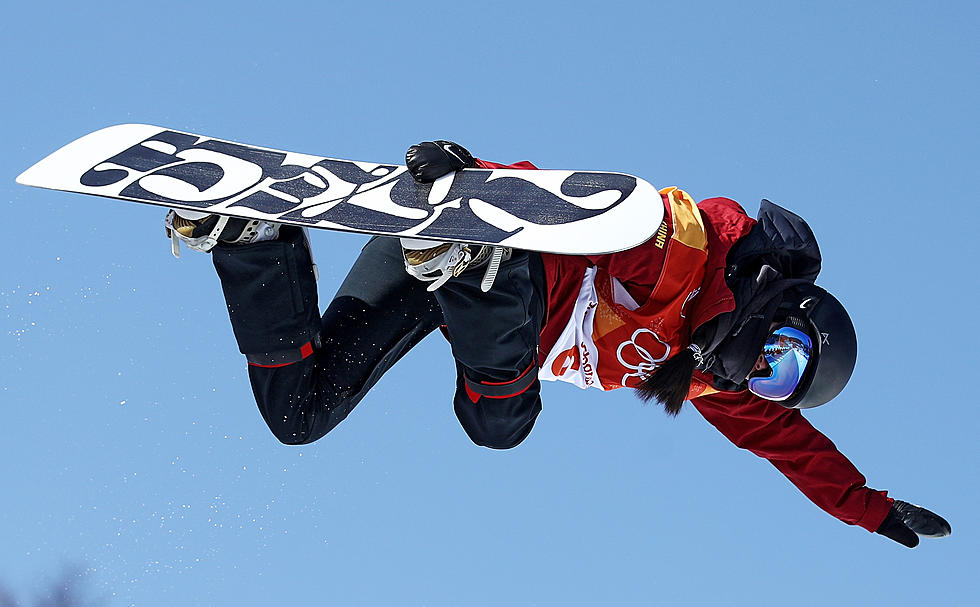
[{"xmin": 635, "ymin": 347, "xmax": 699, "ymax": 415}]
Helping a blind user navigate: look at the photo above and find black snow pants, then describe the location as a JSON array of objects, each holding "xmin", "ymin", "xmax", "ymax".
[{"xmin": 210, "ymin": 227, "xmax": 545, "ymax": 449}]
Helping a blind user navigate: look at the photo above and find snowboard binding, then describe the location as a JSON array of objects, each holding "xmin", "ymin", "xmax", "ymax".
[
  {"xmin": 400, "ymin": 238, "xmax": 511, "ymax": 293},
  {"xmin": 165, "ymin": 209, "xmax": 281, "ymax": 257}
]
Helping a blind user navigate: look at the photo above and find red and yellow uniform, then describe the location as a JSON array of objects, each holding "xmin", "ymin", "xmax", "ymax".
[{"xmin": 475, "ymin": 157, "xmax": 893, "ymax": 533}]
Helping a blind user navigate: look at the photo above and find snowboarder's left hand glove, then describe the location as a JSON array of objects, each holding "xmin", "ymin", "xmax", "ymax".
[
  {"xmin": 406, "ymin": 141, "xmax": 476, "ymax": 183},
  {"xmin": 875, "ymin": 500, "xmax": 951, "ymax": 548}
]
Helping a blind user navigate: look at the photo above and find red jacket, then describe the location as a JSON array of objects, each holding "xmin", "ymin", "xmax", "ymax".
[{"xmin": 476, "ymin": 158, "xmax": 893, "ymax": 532}]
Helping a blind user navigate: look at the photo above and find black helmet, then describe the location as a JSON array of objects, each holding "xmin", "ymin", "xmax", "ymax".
[{"xmin": 774, "ymin": 284, "xmax": 858, "ymax": 409}]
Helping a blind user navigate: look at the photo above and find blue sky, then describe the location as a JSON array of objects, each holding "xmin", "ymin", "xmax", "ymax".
[{"xmin": 1, "ymin": 1, "xmax": 976, "ymax": 605}]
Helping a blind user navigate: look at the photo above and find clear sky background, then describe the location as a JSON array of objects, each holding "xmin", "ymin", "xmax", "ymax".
[{"xmin": 1, "ymin": 1, "xmax": 976, "ymax": 605}]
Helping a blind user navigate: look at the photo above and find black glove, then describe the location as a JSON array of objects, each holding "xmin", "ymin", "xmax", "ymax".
[
  {"xmin": 405, "ymin": 140, "xmax": 476, "ymax": 183},
  {"xmin": 875, "ymin": 500, "xmax": 951, "ymax": 548}
]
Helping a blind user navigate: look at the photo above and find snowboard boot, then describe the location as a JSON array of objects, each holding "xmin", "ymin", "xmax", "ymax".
[
  {"xmin": 165, "ymin": 209, "xmax": 281, "ymax": 257},
  {"xmin": 400, "ymin": 238, "xmax": 511, "ymax": 293}
]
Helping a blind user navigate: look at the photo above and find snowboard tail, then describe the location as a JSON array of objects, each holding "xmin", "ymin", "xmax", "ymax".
[{"xmin": 16, "ymin": 124, "xmax": 664, "ymax": 255}]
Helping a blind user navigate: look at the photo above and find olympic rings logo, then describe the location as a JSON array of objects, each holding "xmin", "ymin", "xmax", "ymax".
[{"xmin": 616, "ymin": 328, "xmax": 671, "ymax": 387}]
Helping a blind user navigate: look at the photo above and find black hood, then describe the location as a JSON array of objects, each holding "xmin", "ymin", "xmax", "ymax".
[{"xmin": 693, "ymin": 200, "xmax": 823, "ymax": 391}]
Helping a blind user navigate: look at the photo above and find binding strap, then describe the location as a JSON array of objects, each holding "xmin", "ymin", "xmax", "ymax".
[{"xmin": 464, "ymin": 361, "xmax": 539, "ymax": 403}]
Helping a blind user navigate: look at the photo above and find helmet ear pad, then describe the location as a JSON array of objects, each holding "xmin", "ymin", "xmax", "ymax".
[{"xmin": 776, "ymin": 286, "xmax": 858, "ymax": 409}]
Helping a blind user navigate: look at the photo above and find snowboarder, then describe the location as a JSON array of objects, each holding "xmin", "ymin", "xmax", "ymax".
[{"xmin": 166, "ymin": 140, "xmax": 950, "ymax": 549}]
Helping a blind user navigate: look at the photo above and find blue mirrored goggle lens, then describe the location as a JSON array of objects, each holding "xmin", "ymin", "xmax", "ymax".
[{"xmin": 747, "ymin": 326, "xmax": 813, "ymax": 401}]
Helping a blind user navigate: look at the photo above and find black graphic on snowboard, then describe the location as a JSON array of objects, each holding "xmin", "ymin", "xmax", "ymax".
[{"xmin": 17, "ymin": 124, "xmax": 663, "ymax": 254}]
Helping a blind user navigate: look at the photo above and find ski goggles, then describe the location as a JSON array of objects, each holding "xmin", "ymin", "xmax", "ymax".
[{"xmin": 747, "ymin": 326, "xmax": 813, "ymax": 402}]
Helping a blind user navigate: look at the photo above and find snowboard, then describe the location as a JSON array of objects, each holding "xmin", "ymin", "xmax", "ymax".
[{"xmin": 16, "ymin": 124, "xmax": 664, "ymax": 255}]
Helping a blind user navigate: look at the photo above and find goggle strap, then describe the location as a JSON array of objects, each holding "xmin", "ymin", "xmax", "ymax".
[{"xmin": 783, "ymin": 315, "xmax": 810, "ymax": 333}]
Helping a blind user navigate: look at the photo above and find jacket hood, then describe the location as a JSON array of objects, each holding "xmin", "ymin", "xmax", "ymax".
[{"xmin": 693, "ymin": 200, "xmax": 823, "ymax": 390}]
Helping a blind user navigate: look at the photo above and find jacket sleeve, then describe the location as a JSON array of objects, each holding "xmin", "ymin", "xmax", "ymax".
[
  {"xmin": 474, "ymin": 158, "xmax": 538, "ymax": 170},
  {"xmin": 690, "ymin": 388, "xmax": 893, "ymax": 532}
]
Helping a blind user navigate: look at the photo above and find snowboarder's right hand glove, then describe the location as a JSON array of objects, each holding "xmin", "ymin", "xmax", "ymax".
[
  {"xmin": 406, "ymin": 141, "xmax": 476, "ymax": 183},
  {"xmin": 875, "ymin": 500, "xmax": 951, "ymax": 548}
]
